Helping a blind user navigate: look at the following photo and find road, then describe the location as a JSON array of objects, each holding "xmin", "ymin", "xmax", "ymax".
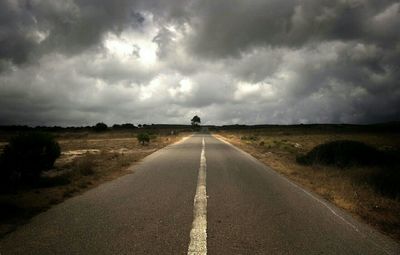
[{"xmin": 0, "ymin": 134, "xmax": 399, "ymax": 254}]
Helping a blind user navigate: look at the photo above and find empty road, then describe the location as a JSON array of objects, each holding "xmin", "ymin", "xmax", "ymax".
[{"xmin": 0, "ymin": 134, "xmax": 399, "ymax": 254}]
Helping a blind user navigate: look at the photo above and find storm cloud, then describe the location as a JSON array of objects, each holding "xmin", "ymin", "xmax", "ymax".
[{"xmin": 0, "ymin": 0, "xmax": 399, "ymax": 125}]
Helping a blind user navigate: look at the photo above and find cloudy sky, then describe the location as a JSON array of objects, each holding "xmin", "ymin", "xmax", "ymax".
[{"xmin": 0, "ymin": 0, "xmax": 399, "ymax": 126}]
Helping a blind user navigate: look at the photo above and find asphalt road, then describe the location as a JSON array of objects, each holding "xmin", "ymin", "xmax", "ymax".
[{"xmin": 0, "ymin": 134, "xmax": 399, "ymax": 254}]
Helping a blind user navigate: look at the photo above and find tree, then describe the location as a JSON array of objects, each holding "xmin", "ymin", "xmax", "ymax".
[
  {"xmin": 112, "ymin": 123, "xmax": 137, "ymax": 130},
  {"xmin": 191, "ymin": 115, "xmax": 201, "ymax": 126},
  {"xmin": 93, "ymin": 122, "xmax": 108, "ymax": 132}
]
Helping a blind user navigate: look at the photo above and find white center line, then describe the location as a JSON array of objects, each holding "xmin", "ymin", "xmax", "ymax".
[{"xmin": 187, "ymin": 137, "xmax": 207, "ymax": 255}]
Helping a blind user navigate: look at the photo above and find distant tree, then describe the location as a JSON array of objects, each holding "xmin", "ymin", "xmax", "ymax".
[
  {"xmin": 191, "ymin": 115, "xmax": 201, "ymax": 126},
  {"xmin": 137, "ymin": 133, "xmax": 150, "ymax": 145},
  {"xmin": 121, "ymin": 123, "xmax": 137, "ymax": 129},
  {"xmin": 93, "ymin": 122, "xmax": 108, "ymax": 132},
  {"xmin": 112, "ymin": 123, "xmax": 137, "ymax": 130}
]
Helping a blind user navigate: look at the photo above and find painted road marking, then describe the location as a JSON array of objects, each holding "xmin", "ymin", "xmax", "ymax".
[
  {"xmin": 188, "ymin": 137, "xmax": 207, "ymax": 255},
  {"xmin": 215, "ymin": 135, "xmax": 361, "ymax": 231},
  {"xmin": 213, "ymin": 135, "xmax": 395, "ymax": 255}
]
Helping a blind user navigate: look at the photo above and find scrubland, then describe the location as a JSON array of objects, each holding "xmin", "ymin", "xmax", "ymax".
[
  {"xmin": 0, "ymin": 130, "xmax": 187, "ymax": 237},
  {"xmin": 215, "ymin": 126, "xmax": 400, "ymax": 241}
]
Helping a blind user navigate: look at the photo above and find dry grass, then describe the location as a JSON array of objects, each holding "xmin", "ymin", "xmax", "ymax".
[
  {"xmin": 0, "ymin": 131, "xmax": 188, "ymax": 237},
  {"xmin": 215, "ymin": 130, "xmax": 400, "ymax": 241}
]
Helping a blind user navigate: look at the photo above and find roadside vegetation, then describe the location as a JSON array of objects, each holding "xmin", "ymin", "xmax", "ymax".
[
  {"xmin": 137, "ymin": 132, "xmax": 151, "ymax": 145},
  {"xmin": 215, "ymin": 125, "xmax": 400, "ymax": 241},
  {"xmin": 0, "ymin": 132, "xmax": 61, "ymax": 190},
  {"xmin": 0, "ymin": 128, "xmax": 187, "ymax": 238}
]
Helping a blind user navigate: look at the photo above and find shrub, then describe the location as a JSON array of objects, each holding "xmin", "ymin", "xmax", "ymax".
[
  {"xmin": 296, "ymin": 140, "xmax": 391, "ymax": 168},
  {"xmin": 137, "ymin": 133, "xmax": 150, "ymax": 145},
  {"xmin": 0, "ymin": 132, "xmax": 61, "ymax": 186}
]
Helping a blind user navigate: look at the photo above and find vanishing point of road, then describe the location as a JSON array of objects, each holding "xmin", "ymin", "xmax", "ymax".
[{"xmin": 1, "ymin": 134, "xmax": 399, "ymax": 254}]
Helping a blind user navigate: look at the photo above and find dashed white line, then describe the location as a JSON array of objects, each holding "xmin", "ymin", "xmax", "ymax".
[{"xmin": 187, "ymin": 137, "xmax": 207, "ymax": 255}]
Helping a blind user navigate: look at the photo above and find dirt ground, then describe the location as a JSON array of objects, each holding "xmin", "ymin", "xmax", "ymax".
[
  {"xmin": 215, "ymin": 129, "xmax": 400, "ymax": 241},
  {"xmin": 0, "ymin": 131, "xmax": 189, "ymax": 238}
]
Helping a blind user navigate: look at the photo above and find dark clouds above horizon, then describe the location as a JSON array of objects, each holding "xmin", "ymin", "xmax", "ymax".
[{"xmin": 0, "ymin": 0, "xmax": 399, "ymax": 126}]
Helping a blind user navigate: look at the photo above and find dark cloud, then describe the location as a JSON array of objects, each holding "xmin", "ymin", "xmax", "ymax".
[
  {"xmin": 0, "ymin": 0, "xmax": 399, "ymax": 126},
  {"xmin": 0, "ymin": 0, "xmax": 38, "ymax": 65},
  {"xmin": 186, "ymin": 0, "xmax": 400, "ymax": 58},
  {"xmin": 0, "ymin": 0, "xmax": 148, "ymax": 66}
]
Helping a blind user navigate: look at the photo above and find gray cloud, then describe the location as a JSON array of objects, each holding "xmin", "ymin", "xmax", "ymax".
[
  {"xmin": 0, "ymin": 0, "xmax": 148, "ymax": 66},
  {"xmin": 0, "ymin": 0, "xmax": 399, "ymax": 126},
  {"xmin": 186, "ymin": 0, "xmax": 400, "ymax": 58}
]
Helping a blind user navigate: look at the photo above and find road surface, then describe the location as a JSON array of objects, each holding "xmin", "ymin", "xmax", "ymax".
[{"xmin": 0, "ymin": 134, "xmax": 399, "ymax": 254}]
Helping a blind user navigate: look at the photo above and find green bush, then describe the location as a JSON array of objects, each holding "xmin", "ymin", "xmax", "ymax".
[
  {"xmin": 296, "ymin": 140, "xmax": 391, "ymax": 168},
  {"xmin": 0, "ymin": 132, "xmax": 61, "ymax": 186},
  {"xmin": 137, "ymin": 133, "xmax": 150, "ymax": 145}
]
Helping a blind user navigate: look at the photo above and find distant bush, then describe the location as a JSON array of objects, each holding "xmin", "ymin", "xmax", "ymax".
[
  {"xmin": 296, "ymin": 140, "xmax": 391, "ymax": 168},
  {"xmin": 0, "ymin": 132, "xmax": 61, "ymax": 186},
  {"xmin": 137, "ymin": 133, "xmax": 150, "ymax": 145},
  {"xmin": 93, "ymin": 122, "xmax": 108, "ymax": 132}
]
